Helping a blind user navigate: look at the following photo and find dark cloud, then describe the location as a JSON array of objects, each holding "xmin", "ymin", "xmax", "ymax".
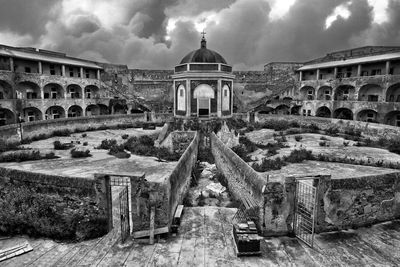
[
  {"xmin": 1, "ymin": 0, "xmax": 400, "ymax": 70},
  {"xmin": 0, "ymin": 0, "xmax": 61, "ymax": 37}
]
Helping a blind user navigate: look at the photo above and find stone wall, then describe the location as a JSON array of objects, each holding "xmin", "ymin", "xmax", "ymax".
[
  {"xmin": 0, "ymin": 168, "xmax": 108, "ymax": 240},
  {"xmin": 210, "ymin": 132, "xmax": 266, "ymax": 230}
]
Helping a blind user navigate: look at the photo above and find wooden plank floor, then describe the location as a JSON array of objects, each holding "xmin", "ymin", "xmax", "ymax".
[{"xmin": 1, "ymin": 206, "xmax": 399, "ymax": 266}]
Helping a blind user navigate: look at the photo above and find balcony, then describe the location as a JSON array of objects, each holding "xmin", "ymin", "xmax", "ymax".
[{"xmin": 174, "ymin": 63, "xmax": 232, "ymax": 73}]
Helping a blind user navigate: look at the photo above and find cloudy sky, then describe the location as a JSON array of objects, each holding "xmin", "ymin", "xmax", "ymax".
[{"xmin": 0, "ymin": 0, "xmax": 399, "ymax": 70}]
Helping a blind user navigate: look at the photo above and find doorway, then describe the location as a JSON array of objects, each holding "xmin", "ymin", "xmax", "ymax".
[{"xmin": 198, "ymin": 98, "xmax": 210, "ymax": 117}]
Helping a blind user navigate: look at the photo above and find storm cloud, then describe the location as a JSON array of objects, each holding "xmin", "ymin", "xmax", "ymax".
[{"xmin": 1, "ymin": 0, "xmax": 399, "ymax": 70}]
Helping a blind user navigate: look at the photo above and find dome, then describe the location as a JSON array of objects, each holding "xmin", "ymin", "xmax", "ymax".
[{"xmin": 179, "ymin": 37, "xmax": 227, "ymax": 64}]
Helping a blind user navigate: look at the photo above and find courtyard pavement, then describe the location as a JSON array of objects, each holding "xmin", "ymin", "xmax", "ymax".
[{"xmin": 1, "ymin": 206, "xmax": 400, "ymax": 266}]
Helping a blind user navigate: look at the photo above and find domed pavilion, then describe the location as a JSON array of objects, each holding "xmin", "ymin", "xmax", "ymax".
[{"xmin": 172, "ymin": 34, "xmax": 235, "ymax": 118}]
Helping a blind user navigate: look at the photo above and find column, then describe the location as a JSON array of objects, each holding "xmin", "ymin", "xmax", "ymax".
[
  {"xmin": 40, "ymin": 86, "xmax": 44, "ymax": 99},
  {"xmin": 334, "ymin": 67, "xmax": 338, "ymax": 78},
  {"xmin": 97, "ymin": 69, "xmax": 101, "ymax": 80},
  {"xmin": 316, "ymin": 69, "xmax": 320, "ymax": 80},
  {"xmin": 9, "ymin": 57, "xmax": 14, "ymax": 71},
  {"xmin": 173, "ymin": 80, "xmax": 176, "ymax": 116},
  {"xmin": 186, "ymin": 79, "xmax": 191, "ymax": 117},
  {"xmin": 386, "ymin": 61, "xmax": 391, "ymax": 75},
  {"xmin": 80, "ymin": 67, "xmax": 84, "ymax": 78},
  {"xmin": 38, "ymin": 61, "xmax": 42, "ymax": 74},
  {"xmin": 299, "ymin": 71, "xmax": 303, "ymax": 81},
  {"xmin": 61, "ymin": 65, "xmax": 66, "ymax": 76},
  {"xmin": 217, "ymin": 79, "xmax": 222, "ymax": 117},
  {"xmin": 357, "ymin": 64, "xmax": 362, "ymax": 77}
]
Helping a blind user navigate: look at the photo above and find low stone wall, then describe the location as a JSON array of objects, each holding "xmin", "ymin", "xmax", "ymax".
[
  {"xmin": 210, "ymin": 132, "xmax": 266, "ymax": 231},
  {"xmin": 257, "ymin": 114, "xmax": 400, "ymax": 139},
  {"xmin": 130, "ymin": 132, "xmax": 199, "ymax": 232},
  {"xmin": 0, "ymin": 168, "xmax": 108, "ymax": 240}
]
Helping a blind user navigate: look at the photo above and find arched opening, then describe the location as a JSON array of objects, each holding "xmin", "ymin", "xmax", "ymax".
[
  {"xmin": 177, "ymin": 85, "xmax": 186, "ymax": 111},
  {"xmin": 43, "ymin": 83, "xmax": 64, "ymax": 99},
  {"xmin": 45, "ymin": 106, "xmax": 65, "ymax": 120},
  {"xmin": 334, "ymin": 85, "xmax": 355, "ymax": 101},
  {"xmin": 357, "ymin": 109, "xmax": 378, "ymax": 122},
  {"xmin": 98, "ymin": 104, "xmax": 109, "ymax": 115},
  {"xmin": 358, "ymin": 84, "xmax": 382, "ymax": 102},
  {"xmin": 317, "ymin": 86, "xmax": 333, "ymax": 100},
  {"xmin": 131, "ymin": 109, "xmax": 144, "ymax": 114},
  {"xmin": 17, "ymin": 81, "xmax": 41, "ymax": 99},
  {"xmin": 222, "ymin": 85, "xmax": 230, "ymax": 111},
  {"xmin": 23, "ymin": 107, "xmax": 42, "ymax": 122},
  {"xmin": 283, "ymin": 97, "xmax": 293, "ymax": 101},
  {"xmin": 316, "ymin": 106, "xmax": 331, "ymax": 118},
  {"xmin": 291, "ymin": 106, "xmax": 301, "ymax": 115},
  {"xmin": 84, "ymin": 85, "xmax": 99, "ymax": 99},
  {"xmin": 333, "ymin": 108, "xmax": 353, "ymax": 120},
  {"xmin": 275, "ymin": 104, "xmax": 290, "ymax": 115},
  {"xmin": 257, "ymin": 106, "xmax": 274, "ymax": 114},
  {"xmin": 0, "ymin": 80, "xmax": 13, "ymax": 99},
  {"xmin": 300, "ymin": 86, "xmax": 315, "ymax": 100},
  {"xmin": 193, "ymin": 84, "xmax": 215, "ymax": 117},
  {"xmin": 113, "ymin": 103, "xmax": 127, "ymax": 114},
  {"xmin": 386, "ymin": 83, "xmax": 400, "ymax": 102},
  {"xmin": 68, "ymin": 105, "xmax": 83, "ymax": 117},
  {"xmin": 0, "ymin": 108, "xmax": 15, "ymax": 126},
  {"xmin": 384, "ymin": 111, "xmax": 400, "ymax": 126},
  {"xmin": 67, "ymin": 84, "xmax": 83, "ymax": 99},
  {"xmin": 86, "ymin": 104, "xmax": 99, "ymax": 116}
]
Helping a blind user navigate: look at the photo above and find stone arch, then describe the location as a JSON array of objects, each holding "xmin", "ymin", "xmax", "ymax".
[
  {"xmin": 177, "ymin": 84, "xmax": 186, "ymax": 111},
  {"xmin": 275, "ymin": 104, "xmax": 290, "ymax": 115},
  {"xmin": 67, "ymin": 105, "xmax": 83, "ymax": 117},
  {"xmin": 316, "ymin": 106, "xmax": 331, "ymax": 118},
  {"xmin": 317, "ymin": 86, "xmax": 333, "ymax": 100},
  {"xmin": 86, "ymin": 104, "xmax": 99, "ymax": 116},
  {"xmin": 113, "ymin": 103, "xmax": 127, "ymax": 114},
  {"xmin": 98, "ymin": 104, "xmax": 109, "ymax": 115},
  {"xmin": 334, "ymin": 85, "xmax": 355, "ymax": 101},
  {"xmin": 299, "ymin": 86, "xmax": 315, "ymax": 100},
  {"xmin": 290, "ymin": 106, "xmax": 301, "ymax": 115},
  {"xmin": 257, "ymin": 106, "xmax": 274, "ymax": 114},
  {"xmin": 0, "ymin": 80, "xmax": 14, "ymax": 99},
  {"xmin": 384, "ymin": 111, "xmax": 400, "ymax": 126},
  {"xmin": 386, "ymin": 83, "xmax": 400, "ymax": 102},
  {"xmin": 17, "ymin": 81, "xmax": 41, "ymax": 99},
  {"xmin": 333, "ymin": 108, "xmax": 353, "ymax": 120},
  {"xmin": 23, "ymin": 107, "xmax": 43, "ymax": 122},
  {"xmin": 84, "ymin": 85, "xmax": 99, "ymax": 99},
  {"xmin": 43, "ymin": 83, "xmax": 64, "ymax": 99},
  {"xmin": 67, "ymin": 84, "xmax": 83, "ymax": 99},
  {"xmin": 222, "ymin": 84, "xmax": 230, "ymax": 111},
  {"xmin": 358, "ymin": 84, "xmax": 383, "ymax": 102},
  {"xmin": 282, "ymin": 97, "xmax": 293, "ymax": 101},
  {"xmin": 193, "ymin": 84, "xmax": 215, "ymax": 99},
  {"xmin": 356, "ymin": 109, "xmax": 378, "ymax": 122},
  {"xmin": 0, "ymin": 108, "xmax": 15, "ymax": 125},
  {"xmin": 45, "ymin": 106, "xmax": 65, "ymax": 120}
]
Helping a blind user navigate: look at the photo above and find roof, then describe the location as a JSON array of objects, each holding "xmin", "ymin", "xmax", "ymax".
[
  {"xmin": 0, "ymin": 46, "xmax": 102, "ymax": 69},
  {"xmin": 298, "ymin": 52, "xmax": 400, "ymax": 71},
  {"xmin": 180, "ymin": 37, "xmax": 227, "ymax": 64}
]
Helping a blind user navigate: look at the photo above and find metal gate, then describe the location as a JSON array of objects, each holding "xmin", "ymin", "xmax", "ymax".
[
  {"xmin": 294, "ymin": 178, "xmax": 318, "ymax": 248},
  {"xmin": 119, "ymin": 186, "xmax": 130, "ymax": 243}
]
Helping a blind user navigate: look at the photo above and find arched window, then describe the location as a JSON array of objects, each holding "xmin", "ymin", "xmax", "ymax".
[
  {"xmin": 222, "ymin": 85, "xmax": 230, "ymax": 111},
  {"xmin": 177, "ymin": 85, "xmax": 186, "ymax": 111}
]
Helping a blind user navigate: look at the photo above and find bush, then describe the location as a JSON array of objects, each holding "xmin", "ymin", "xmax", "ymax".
[
  {"xmin": 53, "ymin": 141, "xmax": 74, "ymax": 150},
  {"xmin": 138, "ymin": 135, "xmax": 154, "ymax": 146},
  {"xmin": 121, "ymin": 134, "xmax": 129, "ymax": 140},
  {"xmin": 319, "ymin": 141, "xmax": 327, "ymax": 147},
  {"xmin": 252, "ymin": 157, "xmax": 287, "ymax": 172},
  {"xmin": 320, "ymin": 136, "xmax": 329, "ymax": 141},
  {"xmin": 70, "ymin": 149, "xmax": 91, "ymax": 158},
  {"xmin": 0, "ymin": 140, "xmax": 20, "ymax": 153},
  {"xmin": 294, "ymin": 135, "xmax": 303, "ymax": 142},
  {"xmin": 239, "ymin": 136, "xmax": 257, "ymax": 153},
  {"xmin": 326, "ymin": 126, "xmax": 340, "ymax": 136},
  {"xmin": 83, "ymin": 142, "xmax": 88, "ymax": 146},
  {"xmin": 198, "ymin": 147, "xmax": 215, "ymax": 164},
  {"xmin": 0, "ymin": 150, "xmax": 58, "ymax": 163},
  {"xmin": 111, "ymin": 151, "xmax": 131, "ymax": 159},
  {"xmin": 97, "ymin": 139, "xmax": 117, "ymax": 150},
  {"xmin": 53, "ymin": 129, "xmax": 71, "ymax": 137},
  {"xmin": 231, "ymin": 145, "xmax": 252, "ymax": 162},
  {"xmin": 343, "ymin": 141, "xmax": 349, "ymax": 147},
  {"xmin": 285, "ymin": 149, "xmax": 314, "ymax": 163}
]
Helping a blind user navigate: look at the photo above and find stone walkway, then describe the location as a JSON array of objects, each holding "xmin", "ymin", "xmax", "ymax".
[{"xmin": 1, "ymin": 206, "xmax": 399, "ymax": 266}]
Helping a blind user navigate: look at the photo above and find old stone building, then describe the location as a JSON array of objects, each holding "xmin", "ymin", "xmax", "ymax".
[
  {"xmin": 280, "ymin": 46, "xmax": 400, "ymax": 126},
  {"xmin": 172, "ymin": 36, "xmax": 235, "ymax": 118}
]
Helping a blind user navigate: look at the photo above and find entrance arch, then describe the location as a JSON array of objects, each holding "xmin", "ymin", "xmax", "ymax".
[
  {"xmin": 17, "ymin": 81, "xmax": 41, "ymax": 99},
  {"xmin": 45, "ymin": 106, "xmax": 65, "ymax": 120},
  {"xmin": 356, "ymin": 109, "xmax": 378, "ymax": 122},
  {"xmin": 386, "ymin": 83, "xmax": 400, "ymax": 102},
  {"xmin": 358, "ymin": 84, "xmax": 382, "ymax": 102},
  {"xmin": 275, "ymin": 104, "xmax": 290, "ymax": 115},
  {"xmin": 334, "ymin": 85, "xmax": 355, "ymax": 101},
  {"xmin": 316, "ymin": 106, "xmax": 331, "ymax": 118},
  {"xmin": 333, "ymin": 108, "xmax": 353, "ymax": 120},
  {"xmin": 193, "ymin": 84, "xmax": 215, "ymax": 117},
  {"xmin": 68, "ymin": 105, "xmax": 83, "ymax": 117},
  {"xmin": 317, "ymin": 86, "xmax": 333, "ymax": 100},
  {"xmin": 0, "ymin": 108, "xmax": 15, "ymax": 125},
  {"xmin": 23, "ymin": 107, "xmax": 42, "ymax": 122},
  {"xmin": 384, "ymin": 111, "xmax": 400, "ymax": 126}
]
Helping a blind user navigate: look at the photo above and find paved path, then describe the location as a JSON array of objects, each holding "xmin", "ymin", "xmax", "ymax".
[{"xmin": 1, "ymin": 206, "xmax": 399, "ymax": 266}]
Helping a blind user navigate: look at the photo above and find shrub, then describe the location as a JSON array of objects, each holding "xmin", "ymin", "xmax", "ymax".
[
  {"xmin": 307, "ymin": 123, "xmax": 320, "ymax": 133},
  {"xmin": 121, "ymin": 134, "xmax": 129, "ymax": 140},
  {"xmin": 97, "ymin": 139, "xmax": 117, "ymax": 150},
  {"xmin": 239, "ymin": 136, "xmax": 257, "ymax": 153},
  {"xmin": 252, "ymin": 157, "xmax": 287, "ymax": 172},
  {"xmin": 156, "ymin": 147, "xmax": 181, "ymax": 161},
  {"xmin": 81, "ymin": 133, "xmax": 87, "ymax": 138},
  {"xmin": 53, "ymin": 129, "xmax": 71, "ymax": 137},
  {"xmin": 138, "ymin": 135, "xmax": 154, "ymax": 146},
  {"xmin": 83, "ymin": 142, "xmax": 88, "ymax": 146},
  {"xmin": 289, "ymin": 121, "xmax": 300, "ymax": 128},
  {"xmin": 198, "ymin": 147, "xmax": 215, "ymax": 164},
  {"xmin": 0, "ymin": 150, "xmax": 58, "ymax": 162},
  {"xmin": 70, "ymin": 149, "xmax": 91, "ymax": 158},
  {"xmin": 320, "ymin": 136, "xmax": 329, "ymax": 141},
  {"xmin": 0, "ymin": 140, "xmax": 20, "ymax": 153},
  {"xmin": 53, "ymin": 141, "xmax": 74, "ymax": 150},
  {"xmin": 326, "ymin": 126, "xmax": 340, "ymax": 136},
  {"xmin": 284, "ymin": 149, "xmax": 314, "ymax": 163},
  {"xmin": 231, "ymin": 145, "xmax": 252, "ymax": 162},
  {"xmin": 111, "ymin": 151, "xmax": 131, "ymax": 159},
  {"xmin": 294, "ymin": 135, "xmax": 303, "ymax": 142},
  {"xmin": 343, "ymin": 141, "xmax": 349, "ymax": 147},
  {"xmin": 319, "ymin": 141, "xmax": 327, "ymax": 147}
]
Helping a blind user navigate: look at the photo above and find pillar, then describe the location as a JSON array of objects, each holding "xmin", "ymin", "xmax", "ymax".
[
  {"xmin": 173, "ymin": 80, "xmax": 176, "ymax": 116},
  {"xmin": 386, "ymin": 61, "xmax": 391, "ymax": 75},
  {"xmin": 316, "ymin": 69, "xmax": 320, "ymax": 80},
  {"xmin": 334, "ymin": 67, "xmax": 338, "ymax": 78},
  {"xmin": 299, "ymin": 71, "xmax": 303, "ymax": 81},
  {"xmin": 97, "ymin": 69, "xmax": 101, "ymax": 80},
  {"xmin": 9, "ymin": 57, "xmax": 14, "ymax": 71},
  {"xmin": 61, "ymin": 65, "xmax": 66, "ymax": 76},
  {"xmin": 357, "ymin": 64, "xmax": 362, "ymax": 77},
  {"xmin": 80, "ymin": 67, "xmax": 84, "ymax": 78},
  {"xmin": 186, "ymin": 79, "xmax": 191, "ymax": 117},
  {"xmin": 217, "ymin": 79, "xmax": 222, "ymax": 117},
  {"xmin": 38, "ymin": 61, "xmax": 42, "ymax": 74}
]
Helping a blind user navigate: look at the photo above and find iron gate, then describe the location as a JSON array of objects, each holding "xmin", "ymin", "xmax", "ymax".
[
  {"xmin": 294, "ymin": 178, "xmax": 318, "ymax": 248},
  {"xmin": 119, "ymin": 186, "xmax": 130, "ymax": 243}
]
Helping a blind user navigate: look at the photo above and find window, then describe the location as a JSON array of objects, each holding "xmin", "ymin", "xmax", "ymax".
[
  {"xmin": 371, "ymin": 69, "xmax": 381, "ymax": 76},
  {"xmin": 325, "ymin": 90, "xmax": 330, "ymax": 95},
  {"xmin": 308, "ymin": 90, "xmax": 313, "ymax": 95},
  {"xmin": 389, "ymin": 68, "xmax": 394, "ymax": 75},
  {"xmin": 368, "ymin": 95, "xmax": 378, "ymax": 102},
  {"xmin": 179, "ymin": 89, "xmax": 183, "ymax": 97},
  {"xmin": 303, "ymin": 110, "xmax": 306, "ymax": 116},
  {"xmin": 224, "ymin": 90, "xmax": 228, "ymax": 97},
  {"xmin": 367, "ymin": 113, "xmax": 374, "ymax": 118},
  {"xmin": 44, "ymin": 93, "xmax": 49, "ymax": 99},
  {"xmin": 307, "ymin": 110, "xmax": 311, "ymax": 116},
  {"xmin": 69, "ymin": 67, "xmax": 74, "ymax": 77},
  {"xmin": 309, "ymin": 71, "xmax": 314, "ymax": 75},
  {"xmin": 51, "ymin": 88, "xmax": 57, "ymax": 99},
  {"xmin": 361, "ymin": 71, "xmax": 368, "ymax": 76},
  {"xmin": 85, "ymin": 69, "xmax": 90, "ymax": 78},
  {"xmin": 25, "ymin": 67, "xmax": 31, "ymax": 73},
  {"xmin": 50, "ymin": 65, "xmax": 55, "ymax": 75}
]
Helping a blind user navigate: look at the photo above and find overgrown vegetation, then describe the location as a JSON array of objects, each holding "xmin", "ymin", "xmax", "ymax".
[
  {"xmin": 0, "ymin": 150, "xmax": 57, "ymax": 163},
  {"xmin": 70, "ymin": 149, "xmax": 91, "ymax": 158},
  {"xmin": 252, "ymin": 149, "xmax": 314, "ymax": 172},
  {"xmin": 53, "ymin": 141, "xmax": 74, "ymax": 150}
]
